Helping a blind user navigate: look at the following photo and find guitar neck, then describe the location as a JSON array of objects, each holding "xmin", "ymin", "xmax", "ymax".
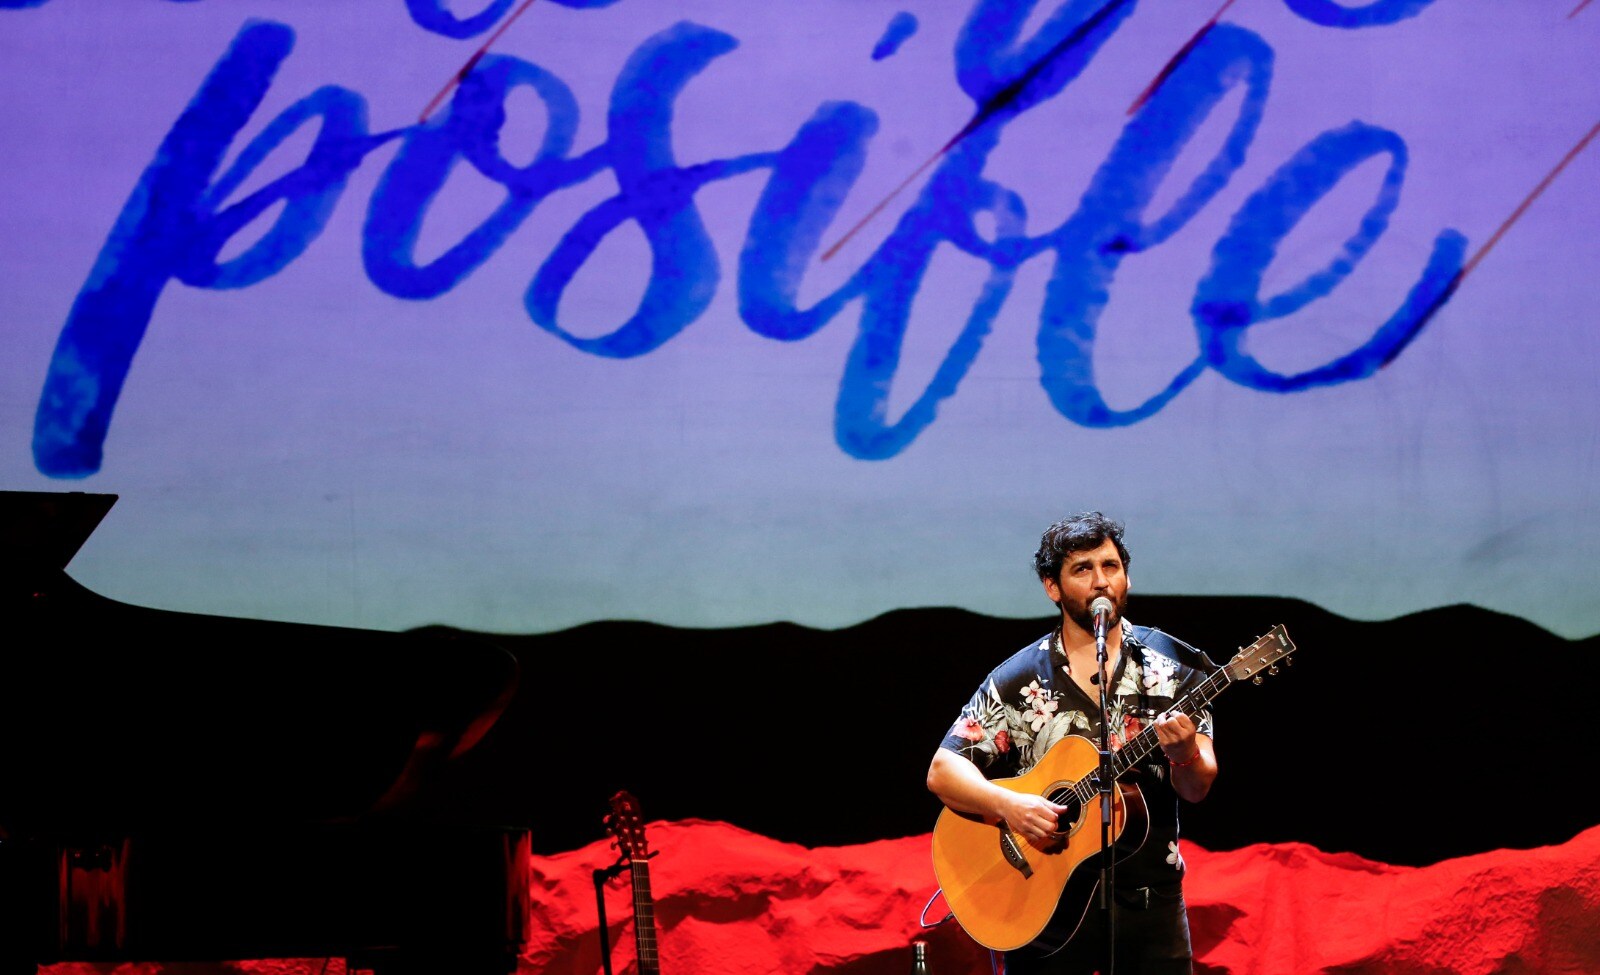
[
  {"xmin": 1058, "ymin": 625, "xmax": 1294, "ymax": 805},
  {"xmin": 1064, "ymin": 667, "xmax": 1233, "ymax": 805},
  {"xmin": 629, "ymin": 859, "xmax": 661, "ymax": 975},
  {"xmin": 1114, "ymin": 668, "xmax": 1231, "ymax": 776}
]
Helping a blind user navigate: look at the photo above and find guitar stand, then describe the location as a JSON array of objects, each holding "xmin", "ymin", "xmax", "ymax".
[{"xmin": 593, "ymin": 859, "xmax": 630, "ymax": 975}]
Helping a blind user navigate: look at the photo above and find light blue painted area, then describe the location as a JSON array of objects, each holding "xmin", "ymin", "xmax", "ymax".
[{"xmin": 3, "ymin": 1, "xmax": 1597, "ymax": 639}]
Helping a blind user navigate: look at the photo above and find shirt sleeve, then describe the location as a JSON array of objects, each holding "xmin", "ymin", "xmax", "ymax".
[{"xmin": 939, "ymin": 675, "xmax": 1022, "ymax": 777}]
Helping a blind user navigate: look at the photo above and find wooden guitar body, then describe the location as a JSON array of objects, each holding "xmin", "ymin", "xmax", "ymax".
[{"xmin": 930, "ymin": 735, "xmax": 1148, "ymax": 952}]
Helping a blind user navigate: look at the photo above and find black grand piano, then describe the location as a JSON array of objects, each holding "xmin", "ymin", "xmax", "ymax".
[{"xmin": 0, "ymin": 491, "xmax": 530, "ymax": 975}]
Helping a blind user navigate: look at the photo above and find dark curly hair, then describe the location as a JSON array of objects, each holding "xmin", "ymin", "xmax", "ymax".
[{"xmin": 1032, "ymin": 511, "xmax": 1131, "ymax": 582}]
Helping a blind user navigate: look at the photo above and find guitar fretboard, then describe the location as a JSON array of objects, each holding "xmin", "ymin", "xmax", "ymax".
[
  {"xmin": 1052, "ymin": 625, "xmax": 1289, "ymax": 807},
  {"xmin": 630, "ymin": 859, "xmax": 660, "ymax": 975}
]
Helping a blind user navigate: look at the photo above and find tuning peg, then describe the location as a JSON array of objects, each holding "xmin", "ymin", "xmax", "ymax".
[
  {"xmin": 1251, "ymin": 675, "xmax": 1263, "ymax": 685},
  {"xmin": 1268, "ymin": 664, "xmax": 1279, "ymax": 676}
]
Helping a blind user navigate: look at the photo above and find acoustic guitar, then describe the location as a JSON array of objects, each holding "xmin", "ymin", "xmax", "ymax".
[
  {"xmin": 605, "ymin": 790, "xmax": 662, "ymax": 975},
  {"xmin": 930, "ymin": 624, "xmax": 1295, "ymax": 953}
]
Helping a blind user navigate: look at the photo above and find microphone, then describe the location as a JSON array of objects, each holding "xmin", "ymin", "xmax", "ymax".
[{"xmin": 1090, "ymin": 596, "xmax": 1115, "ymax": 640}]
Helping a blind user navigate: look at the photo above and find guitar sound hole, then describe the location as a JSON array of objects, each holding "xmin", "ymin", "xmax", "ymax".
[{"xmin": 1055, "ymin": 796, "xmax": 1083, "ymax": 835}]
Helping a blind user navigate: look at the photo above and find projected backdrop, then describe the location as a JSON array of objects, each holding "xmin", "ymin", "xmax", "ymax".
[{"xmin": 3, "ymin": 0, "xmax": 1597, "ymax": 638}]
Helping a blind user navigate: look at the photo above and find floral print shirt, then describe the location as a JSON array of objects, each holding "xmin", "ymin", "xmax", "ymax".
[{"xmin": 938, "ymin": 620, "xmax": 1216, "ymax": 888}]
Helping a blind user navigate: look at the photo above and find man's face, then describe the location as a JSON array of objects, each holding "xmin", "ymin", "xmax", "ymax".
[{"xmin": 1042, "ymin": 537, "xmax": 1129, "ymax": 633}]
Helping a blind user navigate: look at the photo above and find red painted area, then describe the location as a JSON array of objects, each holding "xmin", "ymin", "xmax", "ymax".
[
  {"xmin": 529, "ymin": 820, "xmax": 1600, "ymax": 975},
  {"xmin": 39, "ymin": 821, "xmax": 1600, "ymax": 975}
]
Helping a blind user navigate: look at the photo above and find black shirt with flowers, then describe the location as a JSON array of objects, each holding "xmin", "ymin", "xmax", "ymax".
[{"xmin": 938, "ymin": 619, "xmax": 1216, "ymax": 891}]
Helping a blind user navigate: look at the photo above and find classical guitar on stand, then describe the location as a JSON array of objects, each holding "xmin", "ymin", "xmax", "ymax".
[
  {"xmin": 604, "ymin": 790, "xmax": 662, "ymax": 975},
  {"xmin": 930, "ymin": 625, "xmax": 1296, "ymax": 954}
]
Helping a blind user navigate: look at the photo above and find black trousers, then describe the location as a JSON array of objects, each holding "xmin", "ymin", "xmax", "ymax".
[{"xmin": 1002, "ymin": 883, "xmax": 1193, "ymax": 975}]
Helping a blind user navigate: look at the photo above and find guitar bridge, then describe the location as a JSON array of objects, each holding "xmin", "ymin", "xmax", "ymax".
[{"xmin": 998, "ymin": 825, "xmax": 1033, "ymax": 878}]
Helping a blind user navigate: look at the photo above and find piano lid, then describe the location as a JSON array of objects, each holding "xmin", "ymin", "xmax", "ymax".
[
  {"xmin": 1, "ymin": 490, "xmax": 116, "ymax": 590},
  {"xmin": 1, "ymin": 490, "xmax": 520, "ymax": 842}
]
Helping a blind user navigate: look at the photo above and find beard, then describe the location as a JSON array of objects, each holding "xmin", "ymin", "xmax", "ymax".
[{"xmin": 1064, "ymin": 590, "xmax": 1127, "ymax": 634}]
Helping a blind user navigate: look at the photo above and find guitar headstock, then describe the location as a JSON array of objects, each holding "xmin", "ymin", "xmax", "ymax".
[
  {"xmin": 606, "ymin": 790, "xmax": 653, "ymax": 864},
  {"xmin": 1222, "ymin": 624, "xmax": 1295, "ymax": 685}
]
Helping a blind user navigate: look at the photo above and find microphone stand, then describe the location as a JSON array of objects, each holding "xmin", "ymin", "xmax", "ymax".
[{"xmin": 1093, "ymin": 609, "xmax": 1117, "ymax": 974}]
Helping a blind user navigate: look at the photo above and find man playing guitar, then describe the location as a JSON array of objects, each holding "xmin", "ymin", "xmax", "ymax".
[{"xmin": 926, "ymin": 511, "xmax": 1218, "ymax": 975}]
